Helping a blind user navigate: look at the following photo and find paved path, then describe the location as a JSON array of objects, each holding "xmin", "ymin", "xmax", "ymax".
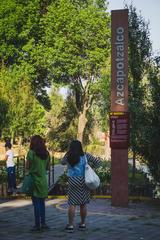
[{"xmin": 0, "ymin": 198, "xmax": 160, "ymax": 240}]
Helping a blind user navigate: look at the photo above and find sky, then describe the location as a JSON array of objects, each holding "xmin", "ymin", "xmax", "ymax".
[{"xmin": 108, "ymin": 0, "xmax": 160, "ymax": 53}]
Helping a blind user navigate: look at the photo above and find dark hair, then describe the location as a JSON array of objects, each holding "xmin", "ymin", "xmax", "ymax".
[
  {"xmin": 30, "ymin": 135, "xmax": 49, "ymax": 160},
  {"xmin": 5, "ymin": 142, "xmax": 12, "ymax": 149},
  {"xmin": 67, "ymin": 140, "xmax": 84, "ymax": 167}
]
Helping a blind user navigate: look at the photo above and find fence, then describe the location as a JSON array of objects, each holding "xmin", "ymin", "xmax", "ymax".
[
  {"xmin": 0, "ymin": 156, "xmax": 155, "ymax": 198},
  {"xmin": 0, "ymin": 155, "xmax": 55, "ymax": 196},
  {"xmin": 0, "ymin": 155, "xmax": 25, "ymax": 196},
  {"xmin": 48, "ymin": 182, "xmax": 154, "ymax": 198}
]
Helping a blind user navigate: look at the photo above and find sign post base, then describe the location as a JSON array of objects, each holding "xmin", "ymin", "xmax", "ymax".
[{"xmin": 111, "ymin": 149, "xmax": 128, "ymax": 207}]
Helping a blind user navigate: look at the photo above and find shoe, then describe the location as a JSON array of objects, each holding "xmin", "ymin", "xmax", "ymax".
[
  {"xmin": 12, "ymin": 192, "xmax": 16, "ymax": 196},
  {"xmin": 12, "ymin": 190, "xmax": 17, "ymax": 196},
  {"xmin": 79, "ymin": 223, "xmax": 86, "ymax": 231},
  {"xmin": 30, "ymin": 226, "xmax": 41, "ymax": 232},
  {"xmin": 7, "ymin": 188, "xmax": 13, "ymax": 194},
  {"xmin": 65, "ymin": 224, "xmax": 74, "ymax": 233},
  {"xmin": 41, "ymin": 224, "xmax": 50, "ymax": 230}
]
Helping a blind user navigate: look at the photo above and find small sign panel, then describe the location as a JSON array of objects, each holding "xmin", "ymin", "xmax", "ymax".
[{"xmin": 110, "ymin": 112, "xmax": 129, "ymax": 149}]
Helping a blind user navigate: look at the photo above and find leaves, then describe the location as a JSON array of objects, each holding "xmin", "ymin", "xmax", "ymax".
[
  {"xmin": 0, "ymin": 0, "xmax": 111, "ymax": 145},
  {"xmin": 0, "ymin": 65, "xmax": 46, "ymax": 139}
]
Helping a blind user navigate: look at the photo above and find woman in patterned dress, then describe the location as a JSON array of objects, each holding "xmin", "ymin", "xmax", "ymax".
[{"xmin": 61, "ymin": 140, "xmax": 101, "ymax": 232}]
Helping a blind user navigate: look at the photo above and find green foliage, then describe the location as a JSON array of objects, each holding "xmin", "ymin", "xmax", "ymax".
[
  {"xmin": 139, "ymin": 57, "xmax": 160, "ymax": 184},
  {"xmin": 46, "ymin": 87, "xmax": 78, "ymax": 151},
  {"xmin": 0, "ymin": 65, "xmax": 46, "ymax": 140},
  {"xmin": 95, "ymin": 161, "xmax": 111, "ymax": 183},
  {"xmin": 127, "ymin": 4, "xmax": 160, "ymax": 185},
  {"xmin": 0, "ymin": 0, "xmax": 111, "ymax": 145},
  {"xmin": 43, "ymin": 0, "xmax": 110, "ymax": 82},
  {"xmin": 57, "ymin": 161, "xmax": 149, "ymax": 186},
  {"xmin": 86, "ymin": 143, "xmax": 105, "ymax": 156},
  {"xmin": 0, "ymin": 0, "xmax": 40, "ymax": 65},
  {"xmin": 41, "ymin": 0, "xmax": 111, "ymax": 142},
  {"xmin": 128, "ymin": 164, "xmax": 149, "ymax": 185},
  {"xmin": 127, "ymin": 4, "xmax": 152, "ymax": 153},
  {"xmin": 0, "ymin": 166, "xmax": 7, "ymax": 183},
  {"xmin": 90, "ymin": 70, "xmax": 111, "ymax": 132},
  {"xmin": 0, "ymin": 0, "xmax": 51, "ymax": 109},
  {"xmin": 0, "ymin": 161, "xmax": 7, "ymax": 183},
  {"xmin": 57, "ymin": 169, "xmax": 68, "ymax": 186},
  {"xmin": 0, "ymin": 98, "xmax": 9, "ymax": 133}
]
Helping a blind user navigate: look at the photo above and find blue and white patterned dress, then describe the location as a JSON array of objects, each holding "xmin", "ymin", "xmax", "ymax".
[{"xmin": 61, "ymin": 153, "xmax": 100, "ymax": 206}]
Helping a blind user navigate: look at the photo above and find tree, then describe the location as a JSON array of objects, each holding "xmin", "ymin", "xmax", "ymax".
[
  {"xmin": 42, "ymin": 0, "xmax": 110, "ymax": 143},
  {"xmin": 0, "ymin": 0, "xmax": 52, "ymax": 109},
  {"xmin": 0, "ymin": 98, "xmax": 9, "ymax": 137},
  {"xmin": 140, "ymin": 56, "xmax": 160, "ymax": 184},
  {"xmin": 0, "ymin": 65, "xmax": 46, "ymax": 141},
  {"xmin": 127, "ymin": 4, "xmax": 152, "ymax": 178},
  {"xmin": 46, "ymin": 87, "xmax": 78, "ymax": 151}
]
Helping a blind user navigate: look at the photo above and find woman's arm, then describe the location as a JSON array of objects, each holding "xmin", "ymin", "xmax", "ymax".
[{"xmin": 86, "ymin": 153, "xmax": 101, "ymax": 168}]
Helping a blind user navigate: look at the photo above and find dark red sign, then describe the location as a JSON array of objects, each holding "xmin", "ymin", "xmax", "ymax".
[
  {"xmin": 111, "ymin": 9, "xmax": 128, "ymax": 112},
  {"xmin": 110, "ymin": 112, "xmax": 129, "ymax": 149}
]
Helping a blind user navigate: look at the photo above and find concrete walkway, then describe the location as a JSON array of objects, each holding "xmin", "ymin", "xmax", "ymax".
[{"xmin": 0, "ymin": 198, "xmax": 160, "ymax": 240}]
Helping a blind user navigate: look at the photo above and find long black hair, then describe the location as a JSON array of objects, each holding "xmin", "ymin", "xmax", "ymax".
[
  {"xmin": 67, "ymin": 140, "xmax": 84, "ymax": 167},
  {"xmin": 30, "ymin": 135, "xmax": 49, "ymax": 160}
]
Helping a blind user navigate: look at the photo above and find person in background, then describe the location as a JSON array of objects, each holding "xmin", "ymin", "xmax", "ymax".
[
  {"xmin": 5, "ymin": 141, "xmax": 16, "ymax": 194},
  {"xmin": 61, "ymin": 140, "xmax": 101, "ymax": 233},
  {"xmin": 26, "ymin": 135, "xmax": 50, "ymax": 232}
]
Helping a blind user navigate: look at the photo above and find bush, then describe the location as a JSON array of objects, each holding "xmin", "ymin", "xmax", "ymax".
[
  {"xmin": 128, "ymin": 163, "xmax": 149, "ymax": 185},
  {"xmin": 0, "ymin": 166, "xmax": 7, "ymax": 183},
  {"xmin": 95, "ymin": 161, "xmax": 111, "ymax": 184},
  {"xmin": 57, "ymin": 169, "xmax": 68, "ymax": 186},
  {"xmin": 86, "ymin": 144, "xmax": 105, "ymax": 156}
]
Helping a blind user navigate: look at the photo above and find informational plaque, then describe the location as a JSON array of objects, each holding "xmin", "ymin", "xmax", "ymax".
[{"xmin": 110, "ymin": 112, "xmax": 129, "ymax": 149}]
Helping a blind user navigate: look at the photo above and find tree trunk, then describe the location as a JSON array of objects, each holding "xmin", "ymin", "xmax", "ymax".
[
  {"xmin": 11, "ymin": 131, "xmax": 14, "ymax": 145},
  {"xmin": 77, "ymin": 102, "xmax": 88, "ymax": 144},
  {"xmin": 132, "ymin": 150, "xmax": 136, "ymax": 180},
  {"xmin": 18, "ymin": 136, "xmax": 23, "ymax": 156}
]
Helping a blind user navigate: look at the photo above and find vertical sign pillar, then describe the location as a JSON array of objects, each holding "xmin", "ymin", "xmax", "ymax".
[{"xmin": 110, "ymin": 9, "xmax": 129, "ymax": 207}]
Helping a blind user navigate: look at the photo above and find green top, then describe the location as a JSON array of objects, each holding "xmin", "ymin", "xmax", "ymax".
[{"xmin": 27, "ymin": 150, "xmax": 50, "ymax": 198}]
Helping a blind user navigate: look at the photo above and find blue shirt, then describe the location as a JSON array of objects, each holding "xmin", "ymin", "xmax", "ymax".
[{"xmin": 67, "ymin": 155, "xmax": 86, "ymax": 177}]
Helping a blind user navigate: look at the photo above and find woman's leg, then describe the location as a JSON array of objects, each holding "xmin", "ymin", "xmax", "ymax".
[
  {"xmin": 80, "ymin": 204, "xmax": 87, "ymax": 224},
  {"xmin": 39, "ymin": 198, "xmax": 45, "ymax": 225},
  {"xmin": 68, "ymin": 205, "xmax": 76, "ymax": 226},
  {"xmin": 32, "ymin": 197, "xmax": 41, "ymax": 228}
]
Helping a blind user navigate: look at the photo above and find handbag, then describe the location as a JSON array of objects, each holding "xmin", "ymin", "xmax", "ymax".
[
  {"xmin": 84, "ymin": 155, "xmax": 100, "ymax": 190},
  {"xmin": 21, "ymin": 174, "xmax": 34, "ymax": 195}
]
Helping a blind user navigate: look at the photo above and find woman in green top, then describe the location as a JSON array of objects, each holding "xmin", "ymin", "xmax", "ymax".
[{"xmin": 26, "ymin": 135, "xmax": 50, "ymax": 231}]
